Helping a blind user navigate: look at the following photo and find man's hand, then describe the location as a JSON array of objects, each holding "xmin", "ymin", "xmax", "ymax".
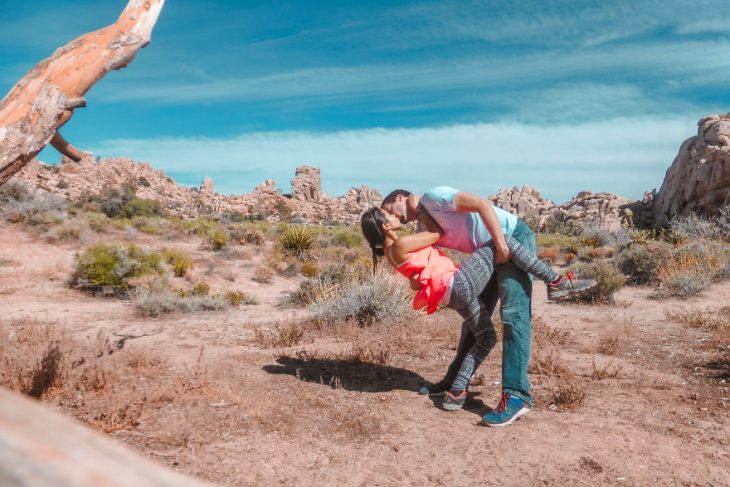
[
  {"xmin": 495, "ymin": 242, "xmax": 511, "ymax": 264},
  {"xmin": 409, "ymin": 272, "xmax": 423, "ymax": 290}
]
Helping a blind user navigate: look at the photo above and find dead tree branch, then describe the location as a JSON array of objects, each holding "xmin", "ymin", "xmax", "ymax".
[{"xmin": 0, "ymin": 0, "xmax": 166, "ymax": 185}]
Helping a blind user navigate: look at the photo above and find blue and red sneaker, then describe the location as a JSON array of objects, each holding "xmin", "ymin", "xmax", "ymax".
[{"xmin": 480, "ymin": 392, "xmax": 531, "ymax": 427}]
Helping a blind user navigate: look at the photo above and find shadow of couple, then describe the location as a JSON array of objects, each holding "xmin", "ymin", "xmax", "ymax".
[{"xmin": 263, "ymin": 356, "xmax": 493, "ymax": 418}]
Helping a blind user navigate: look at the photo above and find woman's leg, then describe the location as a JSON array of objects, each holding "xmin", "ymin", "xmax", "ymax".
[
  {"xmin": 449, "ymin": 299, "xmax": 497, "ymax": 392},
  {"xmin": 504, "ymin": 237, "xmax": 559, "ymax": 283}
]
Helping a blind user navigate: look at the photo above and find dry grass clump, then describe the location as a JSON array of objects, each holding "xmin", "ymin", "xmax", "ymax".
[
  {"xmin": 254, "ymin": 323, "xmax": 306, "ymax": 348},
  {"xmin": 252, "ymin": 264, "xmax": 274, "ymax": 284},
  {"xmin": 162, "ymin": 247, "xmax": 195, "ymax": 277},
  {"xmin": 665, "ymin": 307, "xmax": 730, "ymax": 331},
  {"xmin": 224, "ymin": 290, "xmax": 257, "ymax": 306},
  {"xmin": 133, "ymin": 282, "xmax": 228, "ymax": 317},
  {"xmin": 597, "ymin": 331, "xmax": 622, "ymax": 355},
  {"xmin": 549, "ymin": 381, "xmax": 587, "ymax": 410},
  {"xmin": 532, "ymin": 316, "xmax": 571, "ymax": 348},
  {"xmin": 530, "ymin": 352, "xmax": 569, "ymax": 376},
  {"xmin": 41, "ymin": 217, "xmax": 91, "ymax": 244},
  {"xmin": 591, "ymin": 357, "xmax": 623, "ymax": 380},
  {"xmin": 311, "ymin": 270, "xmax": 413, "ymax": 326}
]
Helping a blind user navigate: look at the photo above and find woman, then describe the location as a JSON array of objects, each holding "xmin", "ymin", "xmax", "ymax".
[{"xmin": 361, "ymin": 207, "xmax": 594, "ymax": 410}]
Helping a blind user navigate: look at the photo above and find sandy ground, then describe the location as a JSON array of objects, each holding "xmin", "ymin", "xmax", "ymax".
[{"xmin": 1, "ymin": 223, "xmax": 728, "ymax": 486}]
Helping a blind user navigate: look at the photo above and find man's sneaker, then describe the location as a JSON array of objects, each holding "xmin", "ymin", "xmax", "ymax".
[
  {"xmin": 441, "ymin": 390, "xmax": 467, "ymax": 411},
  {"xmin": 480, "ymin": 392, "xmax": 531, "ymax": 427},
  {"xmin": 547, "ymin": 272, "xmax": 597, "ymax": 300}
]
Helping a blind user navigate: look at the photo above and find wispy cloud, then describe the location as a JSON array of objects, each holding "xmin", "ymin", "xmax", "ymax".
[{"xmin": 90, "ymin": 117, "xmax": 696, "ymax": 203}]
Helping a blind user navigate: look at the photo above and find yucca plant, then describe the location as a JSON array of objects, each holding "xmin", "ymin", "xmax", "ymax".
[{"xmin": 277, "ymin": 225, "xmax": 315, "ymax": 258}]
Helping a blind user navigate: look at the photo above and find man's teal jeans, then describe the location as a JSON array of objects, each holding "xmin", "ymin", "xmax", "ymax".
[{"xmin": 440, "ymin": 219, "xmax": 534, "ymax": 405}]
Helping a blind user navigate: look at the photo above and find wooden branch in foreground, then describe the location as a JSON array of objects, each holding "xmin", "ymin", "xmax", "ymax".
[
  {"xmin": 0, "ymin": 0, "xmax": 166, "ymax": 185},
  {"xmin": 0, "ymin": 387, "xmax": 214, "ymax": 487},
  {"xmin": 50, "ymin": 132, "xmax": 89, "ymax": 162}
]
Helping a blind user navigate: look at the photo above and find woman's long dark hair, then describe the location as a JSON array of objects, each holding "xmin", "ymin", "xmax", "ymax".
[{"xmin": 360, "ymin": 207, "xmax": 388, "ymax": 272}]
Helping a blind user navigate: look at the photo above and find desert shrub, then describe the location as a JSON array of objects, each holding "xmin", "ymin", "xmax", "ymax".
[
  {"xmin": 311, "ymin": 271, "xmax": 412, "ymax": 326},
  {"xmin": 252, "ymin": 265, "xmax": 274, "ymax": 284},
  {"xmin": 333, "ymin": 227, "xmax": 364, "ymax": 248},
  {"xmin": 579, "ymin": 221, "xmax": 614, "ymax": 248},
  {"xmin": 669, "ymin": 213, "xmax": 719, "ymax": 241},
  {"xmin": 41, "ymin": 218, "xmax": 91, "ymax": 244},
  {"xmin": 71, "ymin": 243, "xmax": 163, "ymax": 296},
  {"xmin": 541, "ymin": 214, "xmax": 574, "ymax": 235},
  {"xmin": 87, "ymin": 212, "xmax": 111, "ymax": 232},
  {"xmin": 208, "ymin": 228, "xmax": 230, "ymax": 250},
  {"xmin": 133, "ymin": 286, "xmax": 228, "ymax": 317},
  {"xmin": 224, "ymin": 290, "xmax": 257, "ymax": 306},
  {"xmin": 190, "ymin": 282, "xmax": 211, "ymax": 296},
  {"xmin": 655, "ymin": 241, "xmax": 727, "ymax": 298},
  {"xmin": 1, "ymin": 183, "xmax": 67, "ymax": 225},
  {"xmin": 569, "ymin": 261, "xmax": 625, "ymax": 303},
  {"xmin": 278, "ymin": 225, "xmax": 315, "ymax": 258},
  {"xmin": 715, "ymin": 204, "xmax": 730, "ymax": 241},
  {"xmin": 56, "ymin": 180, "xmax": 69, "ymax": 190},
  {"xmin": 162, "ymin": 248, "xmax": 194, "ymax": 277},
  {"xmin": 254, "ymin": 323, "xmax": 305, "ymax": 348},
  {"xmin": 131, "ymin": 216, "xmax": 166, "ymax": 235},
  {"xmin": 564, "ymin": 252, "xmax": 576, "ymax": 264},
  {"xmin": 293, "ymin": 264, "xmax": 352, "ymax": 305},
  {"xmin": 617, "ymin": 241, "xmax": 673, "ymax": 285},
  {"xmin": 591, "ymin": 357, "xmax": 622, "ymax": 380}
]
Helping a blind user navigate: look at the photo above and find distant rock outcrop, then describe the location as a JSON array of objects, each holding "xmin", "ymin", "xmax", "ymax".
[
  {"xmin": 489, "ymin": 185, "xmax": 555, "ymax": 227},
  {"xmin": 653, "ymin": 113, "xmax": 730, "ymax": 226},
  {"xmin": 555, "ymin": 191, "xmax": 633, "ymax": 232},
  {"xmin": 291, "ymin": 165, "xmax": 322, "ymax": 202},
  {"xmin": 199, "ymin": 176, "xmax": 214, "ymax": 195}
]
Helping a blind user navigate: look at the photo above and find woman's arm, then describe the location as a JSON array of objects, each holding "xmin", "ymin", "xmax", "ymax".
[{"xmin": 391, "ymin": 231, "xmax": 441, "ymax": 262}]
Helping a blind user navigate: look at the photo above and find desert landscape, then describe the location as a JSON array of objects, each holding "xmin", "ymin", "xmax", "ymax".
[
  {"xmin": 1, "ymin": 129, "xmax": 729, "ymax": 484},
  {"xmin": 1, "ymin": 1, "xmax": 730, "ymax": 486}
]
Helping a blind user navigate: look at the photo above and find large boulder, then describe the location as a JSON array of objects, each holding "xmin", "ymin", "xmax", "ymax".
[
  {"xmin": 654, "ymin": 114, "xmax": 730, "ymax": 226},
  {"xmin": 555, "ymin": 191, "xmax": 633, "ymax": 232},
  {"xmin": 291, "ymin": 165, "xmax": 321, "ymax": 202}
]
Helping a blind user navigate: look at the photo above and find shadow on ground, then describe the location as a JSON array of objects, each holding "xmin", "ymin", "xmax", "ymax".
[{"xmin": 263, "ymin": 356, "xmax": 426, "ymax": 393}]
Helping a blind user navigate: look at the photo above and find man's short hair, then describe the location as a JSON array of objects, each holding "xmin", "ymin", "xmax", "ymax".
[{"xmin": 381, "ymin": 189, "xmax": 412, "ymax": 207}]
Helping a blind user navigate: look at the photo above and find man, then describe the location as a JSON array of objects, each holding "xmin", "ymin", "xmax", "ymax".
[{"xmin": 382, "ymin": 187, "xmax": 534, "ymax": 427}]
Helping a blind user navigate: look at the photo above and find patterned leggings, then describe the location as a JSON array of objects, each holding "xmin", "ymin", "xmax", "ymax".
[{"xmin": 446, "ymin": 237, "xmax": 557, "ymax": 392}]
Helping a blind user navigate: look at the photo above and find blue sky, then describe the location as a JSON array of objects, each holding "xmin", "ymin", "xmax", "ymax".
[{"xmin": 2, "ymin": 0, "xmax": 729, "ymax": 202}]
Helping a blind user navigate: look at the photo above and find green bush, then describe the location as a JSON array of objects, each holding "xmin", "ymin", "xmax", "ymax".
[
  {"xmin": 93, "ymin": 185, "xmax": 166, "ymax": 219},
  {"xmin": 71, "ymin": 243, "xmax": 163, "ymax": 295},
  {"xmin": 617, "ymin": 241, "xmax": 673, "ymax": 285},
  {"xmin": 162, "ymin": 248, "xmax": 194, "ymax": 277},
  {"xmin": 278, "ymin": 225, "xmax": 315, "ymax": 258},
  {"xmin": 119, "ymin": 196, "xmax": 166, "ymax": 219},
  {"xmin": 208, "ymin": 228, "xmax": 230, "ymax": 250},
  {"xmin": 333, "ymin": 227, "xmax": 364, "ymax": 248},
  {"xmin": 569, "ymin": 261, "xmax": 625, "ymax": 303}
]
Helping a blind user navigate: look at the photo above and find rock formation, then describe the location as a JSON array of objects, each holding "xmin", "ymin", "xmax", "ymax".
[
  {"xmin": 199, "ymin": 176, "xmax": 214, "ymax": 195},
  {"xmin": 291, "ymin": 165, "xmax": 321, "ymax": 202},
  {"xmin": 489, "ymin": 185, "xmax": 555, "ymax": 227},
  {"xmin": 653, "ymin": 113, "xmax": 730, "ymax": 226},
  {"xmin": 554, "ymin": 191, "xmax": 633, "ymax": 232}
]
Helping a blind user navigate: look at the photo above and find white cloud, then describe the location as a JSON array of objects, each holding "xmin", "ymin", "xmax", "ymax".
[{"xmin": 90, "ymin": 116, "xmax": 697, "ymax": 203}]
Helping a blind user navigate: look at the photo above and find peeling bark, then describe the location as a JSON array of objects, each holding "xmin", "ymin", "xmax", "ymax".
[{"xmin": 0, "ymin": 0, "xmax": 165, "ymax": 186}]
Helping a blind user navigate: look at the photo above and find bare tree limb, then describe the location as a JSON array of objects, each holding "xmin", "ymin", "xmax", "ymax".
[
  {"xmin": 50, "ymin": 132, "xmax": 88, "ymax": 162},
  {"xmin": 0, "ymin": 0, "xmax": 166, "ymax": 186}
]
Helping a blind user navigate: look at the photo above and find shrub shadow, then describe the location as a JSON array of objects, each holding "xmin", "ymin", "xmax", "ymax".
[{"xmin": 263, "ymin": 356, "xmax": 425, "ymax": 393}]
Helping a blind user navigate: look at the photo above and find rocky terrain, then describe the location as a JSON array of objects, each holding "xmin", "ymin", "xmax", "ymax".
[{"xmin": 13, "ymin": 113, "xmax": 728, "ymax": 231}]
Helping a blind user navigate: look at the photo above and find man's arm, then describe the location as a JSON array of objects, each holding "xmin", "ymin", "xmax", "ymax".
[{"xmin": 452, "ymin": 191, "xmax": 510, "ymax": 264}]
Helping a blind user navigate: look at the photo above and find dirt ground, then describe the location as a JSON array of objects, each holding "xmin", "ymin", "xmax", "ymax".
[{"xmin": 1, "ymin": 223, "xmax": 728, "ymax": 486}]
